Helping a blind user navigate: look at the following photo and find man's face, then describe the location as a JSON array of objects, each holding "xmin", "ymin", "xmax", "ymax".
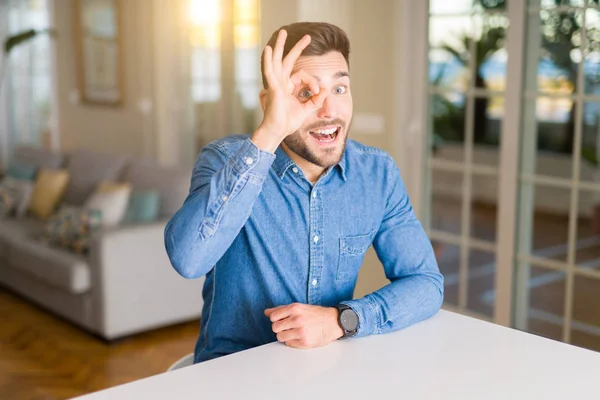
[{"xmin": 284, "ymin": 51, "xmax": 353, "ymax": 169}]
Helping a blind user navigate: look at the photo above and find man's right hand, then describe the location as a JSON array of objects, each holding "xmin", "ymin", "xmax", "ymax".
[{"xmin": 251, "ymin": 29, "xmax": 327, "ymax": 153}]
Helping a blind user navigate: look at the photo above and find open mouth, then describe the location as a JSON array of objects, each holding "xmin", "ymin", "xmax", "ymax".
[{"xmin": 309, "ymin": 126, "xmax": 340, "ymax": 145}]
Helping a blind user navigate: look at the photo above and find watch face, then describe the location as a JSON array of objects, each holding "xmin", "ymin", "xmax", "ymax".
[{"xmin": 340, "ymin": 309, "xmax": 359, "ymax": 331}]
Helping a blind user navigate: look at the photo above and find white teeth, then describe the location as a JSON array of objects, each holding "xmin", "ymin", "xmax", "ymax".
[{"xmin": 312, "ymin": 127, "xmax": 337, "ymax": 135}]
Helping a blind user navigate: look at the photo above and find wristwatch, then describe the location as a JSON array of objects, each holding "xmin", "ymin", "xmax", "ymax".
[{"xmin": 335, "ymin": 303, "xmax": 359, "ymax": 339}]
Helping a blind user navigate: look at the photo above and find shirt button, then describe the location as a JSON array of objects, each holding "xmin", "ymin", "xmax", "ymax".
[
  {"xmin": 292, "ymin": 167, "xmax": 299, "ymax": 173},
  {"xmin": 245, "ymin": 157, "xmax": 253, "ymax": 165},
  {"xmin": 222, "ymin": 195, "xmax": 228, "ymax": 202},
  {"xmin": 311, "ymin": 279, "xmax": 317, "ymax": 286},
  {"xmin": 313, "ymin": 235, "xmax": 319, "ymax": 243},
  {"xmin": 312, "ymin": 191, "xmax": 317, "ymax": 198}
]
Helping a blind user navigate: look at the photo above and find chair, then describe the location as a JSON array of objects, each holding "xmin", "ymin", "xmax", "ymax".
[{"xmin": 167, "ymin": 352, "xmax": 195, "ymax": 372}]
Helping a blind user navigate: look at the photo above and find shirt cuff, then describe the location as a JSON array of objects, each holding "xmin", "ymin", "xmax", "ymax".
[
  {"xmin": 341, "ymin": 296, "xmax": 380, "ymax": 338},
  {"xmin": 231, "ymin": 138, "xmax": 276, "ymax": 179}
]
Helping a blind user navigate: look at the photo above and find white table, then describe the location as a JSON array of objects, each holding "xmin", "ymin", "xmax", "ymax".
[{"xmin": 72, "ymin": 310, "xmax": 600, "ymax": 399}]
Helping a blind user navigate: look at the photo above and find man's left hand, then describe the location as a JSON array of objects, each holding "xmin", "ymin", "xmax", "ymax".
[{"xmin": 264, "ymin": 303, "xmax": 344, "ymax": 349}]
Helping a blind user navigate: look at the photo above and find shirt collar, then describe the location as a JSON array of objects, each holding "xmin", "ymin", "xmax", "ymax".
[
  {"xmin": 272, "ymin": 145, "xmax": 348, "ymax": 182},
  {"xmin": 272, "ymin": 146, "xmax": 297, "ymax": 179}
]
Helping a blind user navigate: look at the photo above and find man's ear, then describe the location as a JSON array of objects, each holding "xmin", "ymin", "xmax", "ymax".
[{"xmin": 259, "ymin": 89, "xmax": 268, "ymax": 111}]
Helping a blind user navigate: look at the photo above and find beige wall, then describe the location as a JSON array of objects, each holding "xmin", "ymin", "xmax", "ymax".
[
  {"xmin": 52, "ymin": 0, "xmax": 155, "ymax": 158},
  {"xmin": 343, "ymin": 0, "xmax": 398, "ymax": 298}
]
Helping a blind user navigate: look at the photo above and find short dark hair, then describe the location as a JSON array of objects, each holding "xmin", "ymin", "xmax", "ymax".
[{"xmin": 260, "ymin": 22, "xmax": 350, "ymax": 89}]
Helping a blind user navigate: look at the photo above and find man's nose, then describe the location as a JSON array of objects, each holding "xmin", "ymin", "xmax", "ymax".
[{"xmin": 316, "ymin": 94, "xmax": 338, "ymax": 119}]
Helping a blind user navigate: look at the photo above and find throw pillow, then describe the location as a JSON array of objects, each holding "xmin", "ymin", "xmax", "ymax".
[
  {"xmin": 122, "ymin": 190, "xmax": 160, "ymax": 223},
  {"xmin": 83, "ymin": 181, "xmax": 132, "ymax": 228},
  {"xmin": 96, "ymin": 181, "xmax": 132, "ymax": 193},
  {"xmin": 6, "ymin": 160, "xmax": 37, "ymax": 181},
  {"xmin": 28, "ymin": 169, "xmax": 70, "ymax": 220},
  {"xmin": 0, "ymin": 177, "xmax": 35, "ymax": 218},
  {"xmin": 41, "ymin": 207, "xmax": 102, "ymax": 254},
  {"xmin": 0, "ymin": 185, "xmax": 18, "ymax": 217}
]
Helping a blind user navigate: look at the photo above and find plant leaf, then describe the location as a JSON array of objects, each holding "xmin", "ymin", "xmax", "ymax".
[{"xmin": 4, "ymin": 28, "xmax": 55, "ymax": 54}]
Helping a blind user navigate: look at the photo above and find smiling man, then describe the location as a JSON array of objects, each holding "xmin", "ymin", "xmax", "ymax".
[{"xmin": 165, "ymin": 22, "xmax": 444, "ymax": 363}]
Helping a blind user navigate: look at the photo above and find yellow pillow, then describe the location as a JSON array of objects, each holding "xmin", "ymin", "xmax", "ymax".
[{"xmin": 28, "ymin": 169, "xmax": 70, "ymax": 220}]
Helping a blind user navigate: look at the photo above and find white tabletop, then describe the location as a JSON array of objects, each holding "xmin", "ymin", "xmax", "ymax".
[{"xmin": 72, "ymin": 310, "xmax": 600, "ymax": 400}]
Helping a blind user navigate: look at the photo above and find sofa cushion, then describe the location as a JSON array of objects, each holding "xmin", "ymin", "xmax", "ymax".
[
  {"xmin": 0, "ymin": 218, "xmax": 91, "ymax": 294},
  {"xmin": 0, "ymin": 217, "xmax": 44, "ymax": 241},
  {"xmin": 84, "ymin": 181, "xmax": 132, "ymax": 228},
  {"xmin": 122, "ymin": 189, "xmax": 161, "ymax": 223},
  {"xmin": 63, "ymin": 149, "xmax": 128, "ymax": 206},
  {"xmin": 28, "ymin": 169, "xmax": 70, "ymax": 220},
  {"xmin": 6, "ymin": 160, "xmax": 37, "ymax": 180},
  {"xmin": 7, "ymin": 238, "xmax": 90, "ymax": 294},
  {"xmin": 0, "ymin": 185, "xmax": 17, "ymax": 217},
  {"xmin": 0, "ymin": 217, "xmax": 45, "ymax": 264},
  {"xmin": 13, "ymin": 146, "xmax": 64, "ymax": 170},
  {"xmin": 0, "ymin": 177, "xmax": 35, "ymax": 218},
  {"xmin": 125, "ymin": 160, "xmax": 190, "ymax": 218}
]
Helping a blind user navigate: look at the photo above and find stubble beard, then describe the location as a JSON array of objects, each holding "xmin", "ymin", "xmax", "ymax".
[{"xmin": 283, "ymin": 118, "xmax": 351, "ymax": 169}]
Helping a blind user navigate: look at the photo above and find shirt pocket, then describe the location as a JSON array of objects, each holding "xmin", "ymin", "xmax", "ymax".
[{"xmin": 337, "ymin": 230, "xmax": 376, "ymax": 282}]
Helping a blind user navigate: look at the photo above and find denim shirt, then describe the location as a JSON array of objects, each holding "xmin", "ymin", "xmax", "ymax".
[{"xmin": 164, "ymin": 134, "xmax": 444, "ymax": 363}]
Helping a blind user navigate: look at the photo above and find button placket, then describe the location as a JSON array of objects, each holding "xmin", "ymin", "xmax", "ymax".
[{"xmin": 308, "ymin": 184, "xmax": 323, "ymax": 304}]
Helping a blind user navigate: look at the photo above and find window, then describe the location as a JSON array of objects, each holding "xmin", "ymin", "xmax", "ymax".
[
  {"xmin": 187, "ymin": 0, "xmax": 261, "ymax": 147},
  {"xmin": 421, "ymin": 0, "xmax": 600, "ymax": 352},
  {"xmin": 0, "ymin": 0, "xmax": 53, "ymax": 168}
]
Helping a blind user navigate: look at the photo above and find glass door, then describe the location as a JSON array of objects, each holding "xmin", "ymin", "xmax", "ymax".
[
  {"xmin": 515, "ymin": 0, "xmax": 600, "ymax": 351},
  {"xmin": 422, "ymin": 0, "xmax": 600, "ymax": 352},
  {"xmin": 426, "ymin": 0, "xmax": 509, "ymax": 321}
]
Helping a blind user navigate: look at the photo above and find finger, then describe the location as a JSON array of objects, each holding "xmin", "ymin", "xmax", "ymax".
[
  {"xmin": 290, "ymin": 70, "xmax": 320, "ymax": 96},
  {"xmin": 272, "ymin": 315, "xmax": 301, "ymax": 333},
  {"xmin": 272, "ymin": 29, "xmax": 287, "ymax": 77},
  {"xmin": 304, "ymin": 89, "xmax": 328, "ymax": 110},
  {"xmin": 262, "ymin": 46, "xmax": 276, "ymax": 89},
  {"xmin": 282, "ymin": 34, "xmax": 311, "ymax": 76},
  {"xmin": 268, "ymin": 303, "xmax": 301, "ymax": 322},
  {"xmin": 276, "ymin": 328, "xmax": 303, "ymax": 343},
  {"xmin": 264, "ymin": 305, "xmax": 284, "ymax": 317},
  {"xmin": 284, "ymin": 339, "xmax": 309, "ymax": 349}
]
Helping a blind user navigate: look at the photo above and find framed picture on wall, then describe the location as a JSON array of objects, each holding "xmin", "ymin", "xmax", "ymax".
[{"xmin": 73, "ymin": 0, "xmax": 124, "ymax": 106}]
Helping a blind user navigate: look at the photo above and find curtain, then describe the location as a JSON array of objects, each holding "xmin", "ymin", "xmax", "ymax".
[{"xmin": 0, "ymin": 0, "xmax": 52, "ymax": 169}]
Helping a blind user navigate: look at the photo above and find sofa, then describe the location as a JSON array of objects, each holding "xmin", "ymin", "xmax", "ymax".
[{"xmin": 0, "ymin": 146, "xmax": 204, "ymax": 340}]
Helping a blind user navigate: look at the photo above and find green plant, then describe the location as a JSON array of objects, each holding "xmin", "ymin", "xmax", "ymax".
[{"xmin": 0, "ymin": 28, "xmax": 56, "ymax": 93}]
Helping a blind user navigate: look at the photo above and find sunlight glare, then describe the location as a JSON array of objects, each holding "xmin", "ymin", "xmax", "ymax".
[{"xmin": 188, "ymin": 0, "xmax": 221, "ymax": 27}]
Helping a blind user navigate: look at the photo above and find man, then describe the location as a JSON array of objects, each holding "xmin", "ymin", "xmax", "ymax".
[{"xmin": 165, "ymin": 22, "xmax": 443, "ymax": 364}]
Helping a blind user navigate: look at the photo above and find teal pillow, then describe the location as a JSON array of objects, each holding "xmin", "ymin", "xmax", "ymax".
[
  {"xmin": 123, "ymin": 190, "xmax": 160, "ymax": 223},
  {"xmin": 6, "ymin": 160, "xmax": 36, "ymax": 181}
]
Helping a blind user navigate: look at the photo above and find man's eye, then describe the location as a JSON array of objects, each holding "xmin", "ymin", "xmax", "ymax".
[
  {"xmin": 299, "ymin": 89, "xmax": 313, "ymax": 98},
  {"xmin": 334, "ymin": 86, "xmax": 347, "ymax": 94}
]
